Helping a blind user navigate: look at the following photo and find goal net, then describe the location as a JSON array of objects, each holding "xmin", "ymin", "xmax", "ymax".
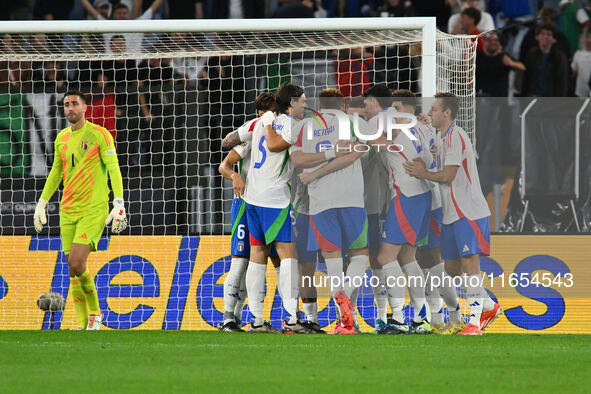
[{"xmin": 0, "ymin": 18, "xmax": 477, "ymax": 330}]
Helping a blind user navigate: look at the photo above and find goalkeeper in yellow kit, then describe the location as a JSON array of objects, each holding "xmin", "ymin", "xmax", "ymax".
[{"xmin": 33, "ymin": 91, "xmax": 127, "ymax": 330}]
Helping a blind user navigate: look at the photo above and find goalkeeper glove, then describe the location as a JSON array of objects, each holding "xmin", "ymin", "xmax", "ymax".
[
  {"xmin": 261, "ymin": 110, "xmax": 275, "ymax": 127},
  {"xmin": 105, "ymin": 197, "xmax": 127, "ymax": 234},
  {"xmin": 33, "ymin": 198, "xmax": 48, "ymax": 233}
]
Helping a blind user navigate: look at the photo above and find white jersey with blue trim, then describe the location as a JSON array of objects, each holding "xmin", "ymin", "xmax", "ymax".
[
  {"xmin": 414, "ymin": 122, "xmax": 443, "ymax": 210},
  {"xmin": 440, "ymin": 122, "xmax": 490, "ymax": 224},
  {"xmin": 294, "ymin": 112, "xmax": 364, "ymax": 215},
  {"xmin": 243, "ymin": 113, "xmax": 298, "ymax": 209},
  {"xmin": 380, "ymin": 125, "xmax": 433, "ymax": 198}
]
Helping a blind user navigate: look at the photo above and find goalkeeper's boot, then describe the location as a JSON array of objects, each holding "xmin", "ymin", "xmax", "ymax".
[
  {"xmin": 86, "ymin": 311, "xmax": 103, "ymax": 330},
  {"xmin": 374, "ymin": 319, "xmax": 400, "ymax": 335},
  {"xmin": 332, "ymin": 323, "xmax": 356, "ymax": 335},
  {"xmin": 249, "ymin": 321, "xmax": 281, "ymax": 333},
  {"xmin": 480, "ymin": 303, "xmax": 502, "ymax": 331},
  {"xmin": 410, "ymin": 319, "xmax": 432, "ymax": 334},
  {"xmin": 386, "ymin": 316, "xmax": 410, "ymax": 334},
  {"xmin": 282, "ymin": 320, "xmax": 315, "ymax": 334},
  {"xmin": 333, "ymin": 290, "xmax": 354, "ymax": 329},
  {"xmin": 302, "ymin": 321, "xmax": 326, "ymax": 334},
  {"xmin": 219, "ymin": 320, "xmax": 244, "ymax": 332},
  {"xmin": 457, "ymin": 323, "xmax": 482, "ymax": 336}
]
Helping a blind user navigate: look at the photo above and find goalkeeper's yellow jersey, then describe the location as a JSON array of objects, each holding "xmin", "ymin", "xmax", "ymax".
[{"xmin": 41, "ymin": 121, "xmax": 123, "ymax": 216}]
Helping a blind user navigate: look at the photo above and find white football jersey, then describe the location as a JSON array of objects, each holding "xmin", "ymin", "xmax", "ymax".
[
  {"xmin": 440, "ymin": 123, "xmax": 491, "ymax": 224},
  {"xmin": 296, "ymin": 112, "xmax": 364, "ymax": 215},
  {"xmin": 237, "ymin": 117, "xmax": 260, "ymax": 143},
  {"xmin": 414, "ymin": 122, "xmax": 443, "ymax": 210},
  {"xmin": 243, "ymin": 114, "xmax": 298, "ymax": 209},
  {"xmin": 380, "ymin": 126, "xmax": 433, "ymax": 198},
  {"xmin": 232, "ymin": 140, "xmax": 251, "ymax": 183}
]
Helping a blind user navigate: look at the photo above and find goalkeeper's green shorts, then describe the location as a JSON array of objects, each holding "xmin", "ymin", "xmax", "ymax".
[{"xmin": 60, "ymin": 204, "xmax": 109, "ymax": 255}]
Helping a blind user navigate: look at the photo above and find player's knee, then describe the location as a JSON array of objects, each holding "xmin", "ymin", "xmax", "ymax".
[
  {"xmin": 376, "ymin": 252, "xmax": 390, "ymax": 267},
  {"xmin": 67, "ymin": 257, "xmax": 86, "ymax": 277}
]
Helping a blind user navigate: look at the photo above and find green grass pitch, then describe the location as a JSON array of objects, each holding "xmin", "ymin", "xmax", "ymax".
[{"xmin": 1, "ymin": 331, "xmax": 590, "ymax": 393}]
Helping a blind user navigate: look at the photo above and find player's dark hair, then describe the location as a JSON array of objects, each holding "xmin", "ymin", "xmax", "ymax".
[
  {"xmin": 64, "ymin": 90, "xmax": 86, "ymax": 103},
  {"xmin": 435, "ymin": 92, "xmax": 459, "ymax": 120},
  {"xmin": 391, "ymin": 89, "xmax": 418, "ymax": 110},
  {"xmin": 461, "ymin": 7, "xmax": 481, "ymax": 26},
  {"xmin": 276, "ymin": 82, "xmax": 304, "ymax": 114},
  {"xmin": 319, "ymin": 88, "xmax": 344, "ymax": 109},
  {"xmin": 363, "ymin": 84, "xmax": 393, "ymax": 109},
  {"xmin": 255, "ymin": 92, "xmax": 276, "ymax": 112},
  {"xmin": 535, "ymin": 23, "xmax": 556, "ymax": 38}
]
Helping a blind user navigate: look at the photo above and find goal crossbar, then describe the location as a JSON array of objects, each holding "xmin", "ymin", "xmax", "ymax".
[{"xmin": 0, "ymin": 17, "xmax": 437, "ymax": 97}]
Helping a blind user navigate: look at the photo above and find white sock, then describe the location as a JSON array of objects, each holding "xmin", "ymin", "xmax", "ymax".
[
  {"xmin": 382, "ymin": 261, "xmax": 405, "ymax": 322},
  {"xmin": 303, "ymin": 302, "xmax": 318, "ymax": 323},
  {"xmin": 324, "ymin": 257, "xmax": 344, "ymax": 296},
  {"xmin": 429, "ymin": 263, "xmax": 460, "ymax": 315},
  {"xmin": 344, "ymin": 254, "xmax": 368, "ymax": 298},
  {"xmin": 350, "ymin": 286, "xmax": 359, "ymax": 327},
  {"xmin": 279, "ymin": 258, "xmax": 299, "ymax": 324},
  {"xmin": 449, "ymin": 305, "xmax": 463, "ymax": 325},
  {"xmin": 275, "ymin": 266, "xmax": 282, "ymax": 299},
  {"xmin": 401, "ymin": 261, "xmax": 429, "ymax": 323},
  {"xmin": 423, "ymin": 269, "xmax": 444, "ymax": 326},
  {"xmin": 245, "ymin": 262, "xmax": 267, "ymax": 326},
  {"xmin": 465, "ymin": 274, "xmax": 487, "ymax": 326},
  {"xmin": 372, "ymin": 267, "xmax": 388, "ymax": 322},
  {"xmin": 234, "ymin": 274, "xmax": 247, "ymax": 322},
  {"xmin": 223, "ymin": 257, "xmax": 248, "ymax": 323}
]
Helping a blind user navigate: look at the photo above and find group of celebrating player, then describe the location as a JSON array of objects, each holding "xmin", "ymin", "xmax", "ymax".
[
  {"xmin": 30, "ymin": 84, "xmax": 501, "ymax": 335},
  {"xmin": 219, "ymin": 82, "xmax": 502, "ymax": 335}
]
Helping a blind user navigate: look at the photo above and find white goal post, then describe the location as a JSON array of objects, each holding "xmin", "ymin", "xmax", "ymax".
[{"xmin": 0, "ymin": 18, "xmax": 477, "ymax": 330}]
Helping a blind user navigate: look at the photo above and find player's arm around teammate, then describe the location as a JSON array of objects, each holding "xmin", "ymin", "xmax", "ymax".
[
  {"xmin": 33, "ymin": 90, "xmax": 126, "ymax": 330},
  {"xmin": 403, "ymin": 93, "xmax": 501, "ymax": 335}
]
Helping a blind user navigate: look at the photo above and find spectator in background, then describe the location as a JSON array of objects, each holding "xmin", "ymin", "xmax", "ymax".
[
  {"xmin": 211, "ymin": 0, "xmax": 265, "ymax": 18},
  {"xmin": 166, "ymin": 0, "xmax": 204, "ymax": 19},
  {"xmin": 335, "ymin": 47, "xmax": 374, "ymax": 97},
  {"xmin": 458, "ymin": 8, "xmax": 485, "ymax": 51},
  {"xmin": 71, "ymin": 33, "xmax": 104, "ymax": 93},
  {"xmin": 521, "ymin": 24, "xmax": 569, "ymax": 96},
  {"xmin": 82, "ymin": 0, "xmax": 112, "ymax": 19},
  {"xmin": 33, "ymin": 0, "xmax": 74, "ymax": 19},
  {"xmin": 137, "ymin": 55, "xmax": 175, "ymax": 168},
  {"xmin": 273, "ymin": 0, "xmax": 326, "ymax": 17},
  {"xmin": 448, "ymin": 0, "xmax": 494, "ymax": 34},
  {"xmin": 519, "ymin": 7, "xmax": 570, "ymax": 61},
  {"xmin": 85, "ymin": 73, "xmax": 117, "ymax": 141},
  {"xmin": 476, "ymin": 31, "xmax": 525, "ymax": 96},
  {"xmin": 412, "ymin": 0, "xmax": 452, "ymax": 31},
  {"xmin": 571, "ymin": 28, "xmax": 591, "ymax": 97},
  {"xmin": 0, "ymin": 0, "xmax": 31, "ymax": 20},
  {"xmin": 559, "ymin": 0, "xmax": 591, "ymax": 56},
  {"xmin": 80, "ymin": 0, "xmax": 164, "ymax": 54},
  {"xmin": 101, "ymin": 35, "xmax": 142, "ymax": 167},
  {"xmin": 377, "ymin": 0, "xmax": 415, "ymax": 17}
]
